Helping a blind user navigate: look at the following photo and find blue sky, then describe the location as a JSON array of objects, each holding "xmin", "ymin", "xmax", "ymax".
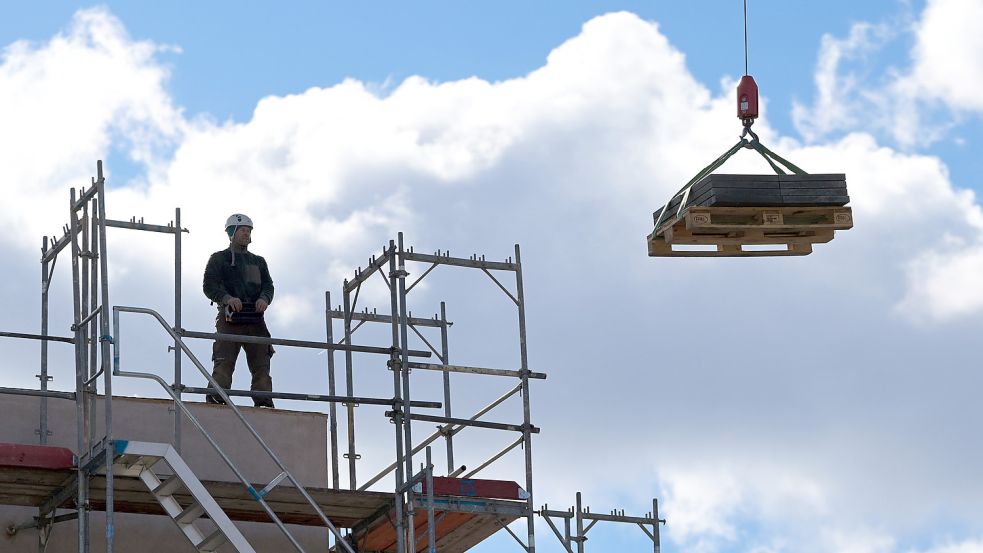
[{"xmin": 3, "ymin": 2, "xmax": 983, "ymax": 553}]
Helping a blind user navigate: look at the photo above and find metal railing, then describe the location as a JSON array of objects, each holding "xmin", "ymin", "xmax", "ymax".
[{"xmin": 113, "ymin": 305, "xmax": 358, "ymax": 553}]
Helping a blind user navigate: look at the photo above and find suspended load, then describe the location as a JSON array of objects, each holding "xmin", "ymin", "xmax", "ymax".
[{"xmin": 647, "ymin": 75, "xmax": 853, "ymax": 257}]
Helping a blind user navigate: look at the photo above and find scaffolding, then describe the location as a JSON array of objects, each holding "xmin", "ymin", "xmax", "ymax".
[{"xmin": 0, "ymin": 160, "xmax": 665, "ymax": 552}]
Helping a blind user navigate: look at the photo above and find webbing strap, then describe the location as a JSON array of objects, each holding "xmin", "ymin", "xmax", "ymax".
[{"xmin": 653, "ymin": 127, "xmax": 807, "ymax": 231}]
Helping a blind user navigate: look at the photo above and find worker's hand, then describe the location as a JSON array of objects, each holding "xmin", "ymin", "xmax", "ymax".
[
  {"xmin": 227, "ymin": 297, "xmax": 243, "ymax": 312},
  {"xmin": 255, "ymin": 298, "xmax": 269, "ymax": 313}
]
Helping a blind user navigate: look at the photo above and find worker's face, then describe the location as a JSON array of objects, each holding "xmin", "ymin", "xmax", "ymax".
[{"xmin": 233, "ymin": 226, "xmax": 252, "ymax": 248}]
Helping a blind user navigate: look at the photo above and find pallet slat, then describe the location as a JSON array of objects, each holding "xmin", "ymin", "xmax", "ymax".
[{"xmin": 648, "ymin": 201, "xmax": 853, "ymax": 258}]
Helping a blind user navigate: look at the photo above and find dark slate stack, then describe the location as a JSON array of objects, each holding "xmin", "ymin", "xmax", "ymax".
[{"xmin": 655, "ymin": 174, "xmax": 848, "ymax": 224}]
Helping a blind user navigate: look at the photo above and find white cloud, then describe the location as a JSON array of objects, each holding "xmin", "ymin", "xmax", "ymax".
[
  {"xmin": 792, "ymin": 21, "xmax": 895, "ymax": 143},
  {"xmin": 660, "ymin": 463, "xmax": 826, "ymax": 550},
  {"xmin": 0, "ymin": 7, "xmax": 183, "ymax": 253},
  {"xmin": 915, "ymin": 541, "xmax": 983, "ymax": 553},
  {"xmin": 910, "ymin": 0, "xmax": 983, "ymax": 112},
  {"xmin": 794, "ymin": 0, "xmax": 983, "ymax": 148}
]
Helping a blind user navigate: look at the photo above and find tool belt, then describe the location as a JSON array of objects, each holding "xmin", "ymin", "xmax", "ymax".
[{"xmin": 224, "ymin": 301, "xmax": 265, "ymax": 324}]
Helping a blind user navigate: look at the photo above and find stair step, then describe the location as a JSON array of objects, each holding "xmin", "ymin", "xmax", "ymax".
[
  {"xmin": 153, "ymin": 475, "xmax": 185, "ymax": 497},
  {"xmin": 175, "ymin": 501, "xmax": 206, "ymax": 525},
  {"xmin": 121, "ymin": 441, "xmax": 258, "ymax": 552},
  {"xmin": 197, "ymin": 528, "xmax": 228, "ymax": 552}
]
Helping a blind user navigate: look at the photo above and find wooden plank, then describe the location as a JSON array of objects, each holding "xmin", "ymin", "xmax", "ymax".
[
  {"xmin": 683, "ymin": 206, "xmax": 853, "ymax": 231},
  {"xmin": 664, "ymin": 227, "xmax": 835, "ymax": 246},
  {"xmin": 433, "ymin": 514, "xmax": 511, "ymax": 553},
  {"xmin": 648, "ymin": 239, "xmax": 813, "ymax": 257}
]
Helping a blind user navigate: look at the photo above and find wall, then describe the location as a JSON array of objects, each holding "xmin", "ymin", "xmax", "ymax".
[{"xmin": 0, "ymin": 393, "xmax": 332, "ymax": 552}]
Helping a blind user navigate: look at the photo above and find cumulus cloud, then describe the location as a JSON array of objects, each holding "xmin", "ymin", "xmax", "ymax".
[
  {"xmin": 794, "ymin": 0, "xmax": 983, "ymax": 149},
  {"xmin": 910, "ymin": 0, "xmax": 983, "ymax": 112},
  {"xmin": 0, "ymin": 7, "xmax": 183, "ymax": 252},
  {"xmin": 792, "ymin": 21, "xmax": 896, "ymax": 143},
  {"xmin": 4, "ymin": 6, "xmax": 983, "ymax": 553}
]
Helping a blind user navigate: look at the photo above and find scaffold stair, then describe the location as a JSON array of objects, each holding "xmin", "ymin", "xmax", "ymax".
[{"xmin": 111, "ymin": 440, "xmax": 256, "ymax": 553}]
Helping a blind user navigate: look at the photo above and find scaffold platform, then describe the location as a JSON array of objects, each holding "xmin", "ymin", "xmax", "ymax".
[{"xmin": 0, "ymin": 442, "xmax": 522, "ymax": 552}]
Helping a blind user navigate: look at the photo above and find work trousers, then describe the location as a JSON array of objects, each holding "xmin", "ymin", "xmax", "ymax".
[{"xmin": 210, "ymin": 316, "xmax": 275, "ymax": 407}]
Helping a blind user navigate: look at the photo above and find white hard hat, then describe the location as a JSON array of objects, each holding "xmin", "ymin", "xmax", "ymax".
[{"xmin": 225, "ymin": 213, "xmax": 253, "ymax": 229}]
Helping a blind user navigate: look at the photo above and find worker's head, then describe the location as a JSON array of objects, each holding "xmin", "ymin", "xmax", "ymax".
[{"xmin": 225, "ymin": 213, "xmax": 253, "ymax": 248}]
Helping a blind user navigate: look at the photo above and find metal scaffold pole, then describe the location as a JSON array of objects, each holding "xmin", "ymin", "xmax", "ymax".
[
  {"xmin": 439, "ymin": 301, "xmax": 453, "ymax": 473},
  {"xmin": 343, "ymin": 280, "xmax": 358, "ymax": 490},
  {"xmin": 69, "ymin": 187, "xmax": 90, "ymax": 553},
  {"xmin": 39, "ymin": 236, "xmax": 50, "ymax": 445},
  {"xmin": 386, "ymin": 245, "xmax": 407, "ymax": 553},
  {"xmin": 396, "ymin": 233, "xmax": 417, "ymax": 552},
  {"xmin": 95, "ymin": 163, "xmax": 116, "ymax": 553},
  {"xmin": 326, "ymin": 291, "xmax": 341, "ymax": 490},
  {"xmin": 515, "ymin": 244, "xmax": 537, "ymax": 553},
  {"xmin": 173, "ymin": 207, "xmax": 182, "ymax": 453}
]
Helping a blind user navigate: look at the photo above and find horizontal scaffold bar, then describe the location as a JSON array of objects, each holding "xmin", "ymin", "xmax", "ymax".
[
  {"xmin": 105, "ymin": 219, "xmax": 187, "ymax": 234},
  {"xmin": 41, "ymin": 231, "xmax": 71, "ymax": 264},
  {"xmin": 327, "ymin": 310, "xmax": 450, "ymax": 328},
  {"xmin": 0, "ymin": 387, "xmax": 76, "ymax": 401},
  {"xmin": 538, "ymin": 509, "xmax": 664, "ymax": 525},
  {"xmin": 407, "ymin": 362, "xmax": 546, "ymax": 380},
  {"xmin": 72, "ymin": 184, "xmax": 101, "ymax": 211},
  {"xmin": 0, "ymin": 331, "xmax": 74, "ymax": 344},
  {"xmin": 402, "ymin": 251, "xmax": 518, "ymax": 272},
  {"xmin": 180, "ymin": 386, "xmax": 441, "ymax": 409},
  {"xmin": 389, "ymin": 412, "xmax": 540, "ymax": 434},
  {"xmin": 343, "ymin": 250, "xmax": 393, "ymax": 293},
  {"xmin": 178, "ymin": 329, "xmax": 432, "ymax": 358}
]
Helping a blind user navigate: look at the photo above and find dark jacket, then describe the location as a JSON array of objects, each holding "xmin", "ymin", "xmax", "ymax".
[{"xmin": 203, "ymin": 247, "xmax": 274, "ymax": 311}]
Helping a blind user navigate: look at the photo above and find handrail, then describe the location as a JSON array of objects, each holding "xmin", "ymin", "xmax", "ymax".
[
  {"xmin": 179, "ymin": 328, "xmax": 433, "ymax": 358},
  {"xmin": 113, "ymin": 305, "xmax": 356, "ymax": 553}
]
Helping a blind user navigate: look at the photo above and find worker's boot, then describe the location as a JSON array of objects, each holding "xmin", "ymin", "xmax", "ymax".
[{"xmin": 205, "ymin": 394, "xmax": 226, "ymax": 405}]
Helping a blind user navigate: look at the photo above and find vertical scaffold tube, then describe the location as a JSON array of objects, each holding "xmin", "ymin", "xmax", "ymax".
[
  {"xmin": 69, "ymin": 188, "xmax": 89, "ymax": 553},
  {"xmin": 440, "ymin": 302, "xmax": 453, "ymax": 473},
  {"xmin": 397, "ymin": 233, "xmax": 416, "ymax": 551},
  {"xmin": 342, "ymin": 280, "xmax": 358, "ymax": 489},
  {"xmin": 575, "ymin": 492, "xmax": 584, "ymax": 553},
  {"xmin": 386, "ymin": 245, "xmax": 407, "ymax": 553},
  {"xmin": 515, "ymin": 244, "xmax": 536, "ymax": 552},
  {"xmin": 173, "ymin": 207, "xmax": 182, "ymax": 453},
  {"xmin": 39, "ymin": 236, "xmax": 50, "ymax": 445},
  {"xmin": 426, "ymin": 446, "xmax": 436, "ymax": 553},
  {"xmin": 96, "ymin": 164, "xmax": 115, "ymax": 553},
  {"xmin": 653, "ymin": 498, "xmax": 661, "ymax": 553},
  {"xmin": 88, "ymin": 203, "xmax": 98, "ymax": 451},
  {"xmin": 326, "ymin": 291, "xmax": 340, "ymax": 490}
]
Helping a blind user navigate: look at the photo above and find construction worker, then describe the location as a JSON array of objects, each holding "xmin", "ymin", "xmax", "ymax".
[{"xmin": 202, "ymin": 213, "xmax": 276, "ymax": 408}]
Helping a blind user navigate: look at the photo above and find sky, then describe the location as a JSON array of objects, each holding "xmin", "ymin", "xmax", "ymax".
[{"xmin": 2, "ymin": 1, "xmax": 983, "ymax": 552}]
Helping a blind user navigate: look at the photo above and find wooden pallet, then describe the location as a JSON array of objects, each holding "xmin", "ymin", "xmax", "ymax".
[{"xmin": 647, "ymin": 205, "xmax": 853, "ymax": 257}]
